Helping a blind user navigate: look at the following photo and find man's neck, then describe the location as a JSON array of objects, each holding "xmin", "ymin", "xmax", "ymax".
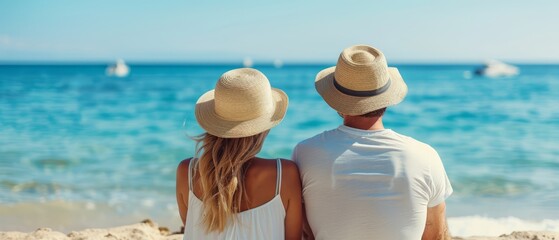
[{"xmin": 343, "ymin": 116, "xmax": 385, "ymax": 131}]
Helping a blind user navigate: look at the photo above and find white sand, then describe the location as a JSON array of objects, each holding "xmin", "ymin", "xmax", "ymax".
[
  {"xmin": 1, "ymin": 219, "xmax": 558, "ymax": 240},
  {"xmin": 0, "ymin": 219, "xmax": 182, "ymax": 240},
  {"xmin": 454, "ymin": 231, "xmax": 559, "ymax": 240}
]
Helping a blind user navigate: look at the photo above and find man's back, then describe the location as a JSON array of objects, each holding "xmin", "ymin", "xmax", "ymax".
[{"xmin": 293, "ymin": 125, "xmax": 452, "ymax": 239}]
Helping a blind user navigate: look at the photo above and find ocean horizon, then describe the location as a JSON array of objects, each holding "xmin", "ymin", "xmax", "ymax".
[{"xmin": 1, "ymin": 63, "xmax": 558, "ymax": 237}]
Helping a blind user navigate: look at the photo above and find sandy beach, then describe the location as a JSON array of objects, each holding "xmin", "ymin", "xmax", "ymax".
[
  {"xmin": 0, "ymin": 220, "xmax": 182, "ymax": 240},
  {"xmin": 1, "ymin": 219, "xmax": 558, "ymax": 240}
]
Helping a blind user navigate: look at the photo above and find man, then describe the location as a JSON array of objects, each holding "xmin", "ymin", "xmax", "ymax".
[{"xmin": 293, "ymin": 45, "xmax": 453, "ymax": 240}]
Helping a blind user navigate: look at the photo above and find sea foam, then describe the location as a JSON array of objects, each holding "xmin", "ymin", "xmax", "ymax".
[{"xmin": 449, "ymin": 216, "xmax": 559, "ymax": 237}]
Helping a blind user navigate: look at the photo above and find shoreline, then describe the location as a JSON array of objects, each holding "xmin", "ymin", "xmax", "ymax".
[{"xmin": 1, "ymin": 219, "xmax": 558, "ymax": 240}]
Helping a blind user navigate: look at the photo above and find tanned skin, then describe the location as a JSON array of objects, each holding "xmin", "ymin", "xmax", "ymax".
[{"xmin": 422, "ymin": 202, "xmax": 452, "ymax": 240}]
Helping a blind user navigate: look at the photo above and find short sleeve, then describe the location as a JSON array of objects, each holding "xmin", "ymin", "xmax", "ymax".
[{"xmin": 427, "ymin": 148, "xmax": 453, "ymax": 208}]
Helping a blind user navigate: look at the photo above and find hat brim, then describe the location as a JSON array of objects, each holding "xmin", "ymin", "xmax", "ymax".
[
  {"xmin": 315, "ymin": 66, "xmax": 408, "ymax": 115},
  {"xmin": 195, "ymin": 88, "xmax": 288, "ymax": 138}
]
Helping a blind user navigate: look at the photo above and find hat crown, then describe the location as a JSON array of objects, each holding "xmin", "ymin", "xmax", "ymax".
[
  {"xmin": 334, "ymin": 45, "xmax": 389, "ymax": 91},
  {"xmin": 214, "ymin": 68, "xmax": 274, "ymax": 121}
]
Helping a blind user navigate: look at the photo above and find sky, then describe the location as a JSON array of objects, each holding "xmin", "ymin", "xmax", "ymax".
[{"xmin": 1, "ymin": 0, "xmax": 558, "ymax": 63}]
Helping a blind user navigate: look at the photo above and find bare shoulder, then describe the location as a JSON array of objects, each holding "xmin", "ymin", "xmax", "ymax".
[
  {"xmin": 247, "ymin": 158, "xmax": 278, "ymax": 176},
  {"xmin": 176, "ymin": 158, "xmax": 193, "ymax": 180},
  {"xmin": 244, "ymin": 158, "xmax": 280, "ymax": 198},
  {"xmin": 250, "ymin": 158, "xmax": 299, "ymax": 173},
  {"xmin": 249, "ymin": 157, "xmax": 274, "ymax": 166},
  {"xmin": 280, "ymin": 159, "xmax": 302, "ymax": 193},
  {"xmin": 280, "ymin": 159, "xmax": 300, "ymax": 179}
]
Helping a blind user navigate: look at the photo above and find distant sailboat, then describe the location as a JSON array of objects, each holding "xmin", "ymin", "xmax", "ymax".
[
  {"xmin": 273, "ymin": 59, "xmax": 283, "ymax": 68},
  {"xmin": 106, "ymin": 59, "xmax": 130, "ymax": 77},
  {"xmin": 474, "ymin": 60, "xmax": 519, "ymax": 78},
  {"xmin": 243, "ymin": 57, "xmax": 253, "ymax": 68}
]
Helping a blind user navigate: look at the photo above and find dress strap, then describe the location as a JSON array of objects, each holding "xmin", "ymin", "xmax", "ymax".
[
  {"xmin": 275, "ymin": 158, "xmax": 282, "ymax": 196},
  {"xmin": 188, "ymin": 159, "xmax": 195, "ymax": 191}
]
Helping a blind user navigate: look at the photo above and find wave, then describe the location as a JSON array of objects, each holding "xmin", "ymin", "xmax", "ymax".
[{"xmin": 448, "ymin": 215, "xmax": 559, "ymax": 237}]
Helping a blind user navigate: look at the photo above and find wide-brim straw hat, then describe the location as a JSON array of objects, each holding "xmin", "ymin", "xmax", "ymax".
[
  {"xmin": 315, "ymin": 45, "xmax": 408, "ymax": 115},
  {"xmin": 195, "ymin": 68, "xmax": 288, "ymax": 138}
]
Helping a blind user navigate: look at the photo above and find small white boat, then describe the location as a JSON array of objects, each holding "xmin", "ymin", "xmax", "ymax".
[
  {"xmin": 243, "ymin": 57, "xmax": 253, "ymax": 68},
  {"xmin": 106, "ymin": 59, "xmax": 130, "ymax": 77},
  {"xmin": 273, "ymin": 59, "xmax": 283, "ymax": 68},
  {"xmin": 474, "ymin": 60, "xmax": 519, "ymax": 78}
]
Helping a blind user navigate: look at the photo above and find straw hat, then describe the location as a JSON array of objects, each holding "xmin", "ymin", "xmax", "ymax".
[
  {"xmin": 315, "ymin": 45, "xmax": 408, "ymax": 115},
  {"xmin": 195, "ymin": 68, "xmax": 288, "ymax": 138}
]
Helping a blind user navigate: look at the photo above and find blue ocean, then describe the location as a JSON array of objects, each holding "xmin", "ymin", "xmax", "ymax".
[{"xmin": 1, "ymin": 64, "xmax": 558, "ymax": 236}]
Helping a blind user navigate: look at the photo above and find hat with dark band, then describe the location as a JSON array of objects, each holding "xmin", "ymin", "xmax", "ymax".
[{"xmin": 315, "ymin": 45, "xmax": 408, "ymax": 115}]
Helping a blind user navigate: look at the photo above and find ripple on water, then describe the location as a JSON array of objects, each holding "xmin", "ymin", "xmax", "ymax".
[
  {"xmin": 33, "ymin": 158, "xmax": 74, "ymax": 169},
  {"xmin": 452, "ymin": 175, "xmax": 537, "ymax": 197}
]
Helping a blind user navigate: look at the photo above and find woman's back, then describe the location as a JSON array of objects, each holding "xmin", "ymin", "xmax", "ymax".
[{"xmin": 177, "ymin": 158, "xmax": 302, "ymax": 240}]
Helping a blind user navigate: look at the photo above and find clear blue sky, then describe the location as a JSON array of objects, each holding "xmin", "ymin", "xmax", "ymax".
[{"xmin": 1, "ymin": 0, "xmax": 558, "ymax": 63}]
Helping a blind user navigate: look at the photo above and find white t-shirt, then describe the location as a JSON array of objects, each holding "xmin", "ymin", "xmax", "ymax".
[{"xmin": 293, "ymin": 125, "xmax": 453, "ymax": 240}]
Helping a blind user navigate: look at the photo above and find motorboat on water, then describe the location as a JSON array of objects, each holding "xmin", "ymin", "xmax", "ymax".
[
  {"xmin": 106, "ymin": 59, "xmax": 130, "ymax": 77},
  {"xmin": 474, "ymin": 60, "xmax": 519, "ymax": 78}
]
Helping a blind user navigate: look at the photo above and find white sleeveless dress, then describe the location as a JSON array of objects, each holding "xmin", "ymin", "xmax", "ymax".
[{"xmin": 183, "ymin": 159, "xmax": 286, "ymax": 240}]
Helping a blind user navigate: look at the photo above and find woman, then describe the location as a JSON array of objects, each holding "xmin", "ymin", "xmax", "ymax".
[{"xmin": 176, "ymin": 68, "xmax": 302, "ymax": 240}]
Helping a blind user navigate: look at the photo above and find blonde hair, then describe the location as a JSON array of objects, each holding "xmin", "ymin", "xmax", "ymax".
[{"xmin": 192, "ymin": 130, "xmax": 269, "ymax": 233}]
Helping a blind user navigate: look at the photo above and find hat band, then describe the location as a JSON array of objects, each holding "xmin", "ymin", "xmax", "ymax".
[{"xmin": 333, "ymin": 77, "xmax": 392, "ymax": 97}]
